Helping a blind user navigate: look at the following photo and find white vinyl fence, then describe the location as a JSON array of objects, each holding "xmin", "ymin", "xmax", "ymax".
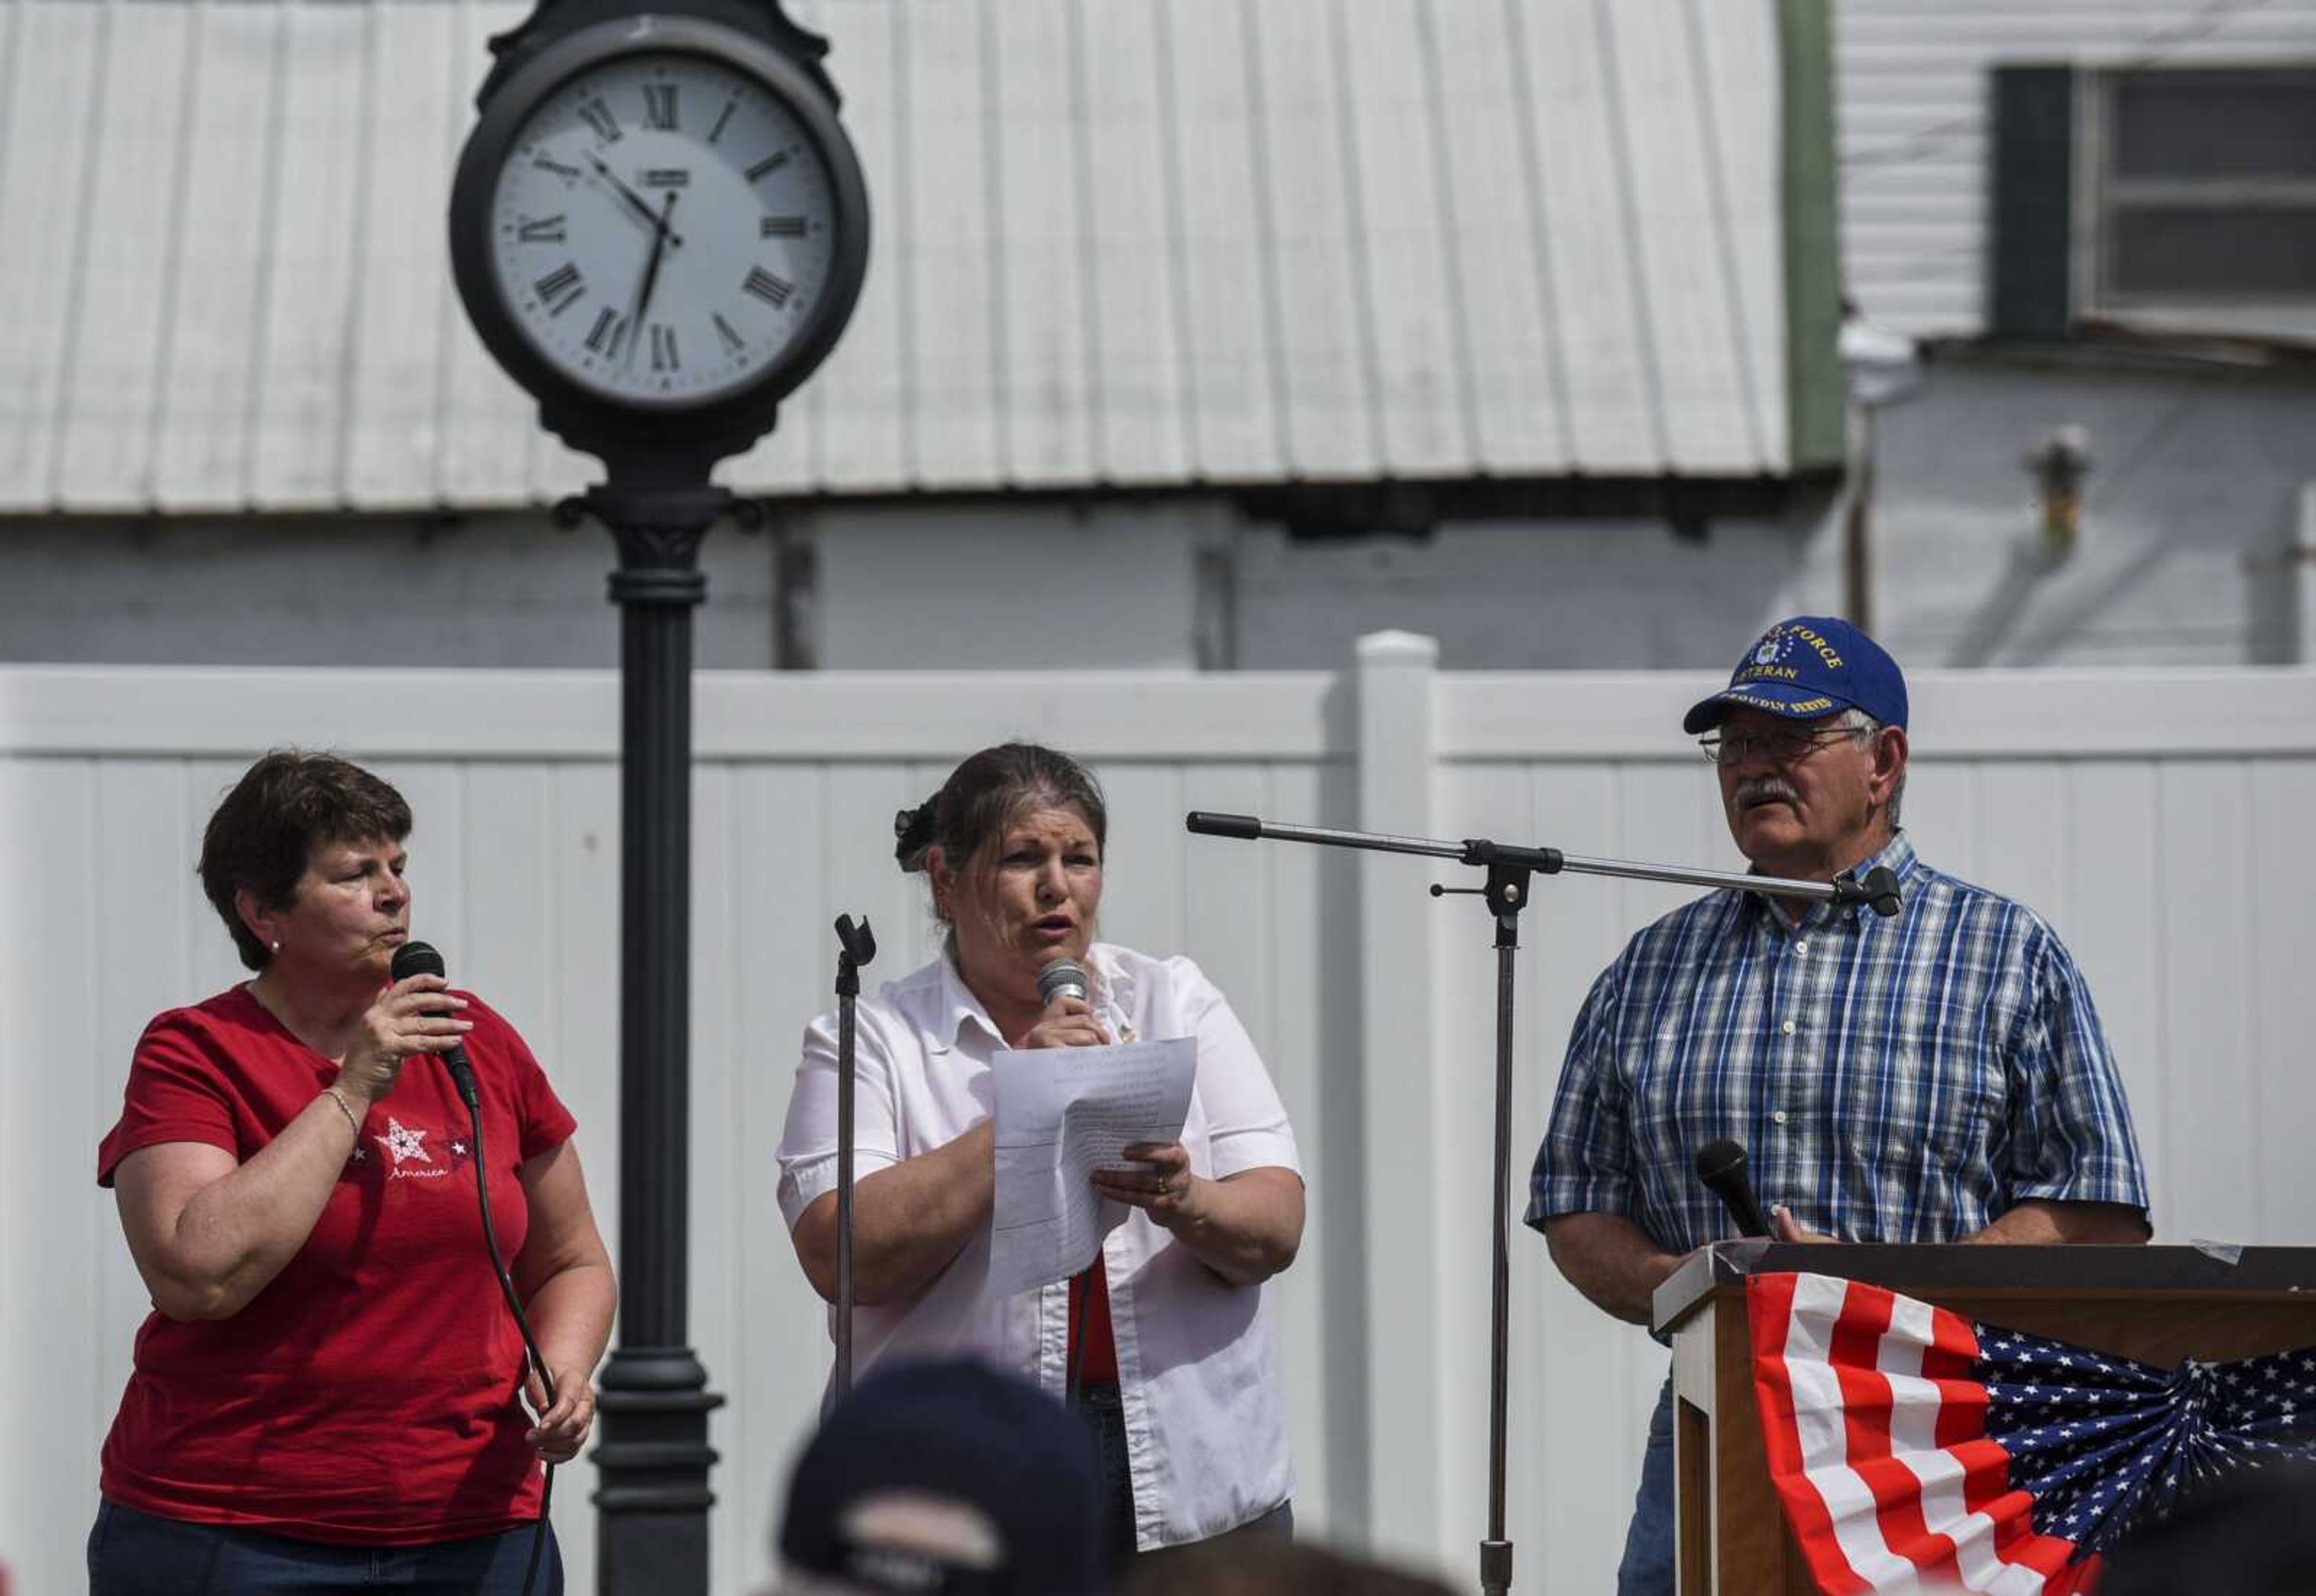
[{"xmin": 3, "ymin": 640, "xmax": 2311, "ymax": 1594}]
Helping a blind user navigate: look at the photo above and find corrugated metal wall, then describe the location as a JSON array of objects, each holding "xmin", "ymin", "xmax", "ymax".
[
  {"xmin": 4, "ymin": 657, "xmax": 2311, "ymax": 1592},
  {"xmin": 1837, "ymin": 0, "xmax": 2316, "ymax": 338},
  {"xmin": 0, "ymin": 0, "xmax": 1792, "ymax": 514}
]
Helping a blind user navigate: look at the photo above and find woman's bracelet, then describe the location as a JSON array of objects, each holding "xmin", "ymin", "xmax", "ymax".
[{"xmin": 321, "ymin": 1085, "xmax": 364, "ymax": 1137}]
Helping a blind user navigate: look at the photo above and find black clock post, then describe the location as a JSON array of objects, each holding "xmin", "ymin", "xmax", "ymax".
[
  {"xmin": 447, "ymin": 1, "xmax": 868, "ymax": 1588},
  {"xmin": 553, "ymin": 455, "xmax": 747, "ymax": 1596}
]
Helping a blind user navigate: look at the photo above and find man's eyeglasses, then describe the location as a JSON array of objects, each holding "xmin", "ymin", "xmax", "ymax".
[{"xmin": 1697, "ymin": 724, "xmax": 1868, "ymax": 767}]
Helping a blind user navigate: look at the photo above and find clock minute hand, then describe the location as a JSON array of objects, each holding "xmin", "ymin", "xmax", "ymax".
[
  {"xmin": 624, "ymin": 192, "xmax": 680, "ymax": 373},
  {"xmin": 586, "ymin": 151, "xmax": 688, "ymax": 248}
]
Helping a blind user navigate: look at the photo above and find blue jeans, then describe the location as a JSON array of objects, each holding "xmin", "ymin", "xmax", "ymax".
[
  {"xmin": 87, "ymin": 1499, "xmax": 562, "ymax": 1595},
  {"xmin": 1617, "ymin": 1377, "xmax": 1675, "ymax": 1596},
  {"xmin": 1078, "ymin": 1381, "xmax": 1292, "ymax": 1568}
]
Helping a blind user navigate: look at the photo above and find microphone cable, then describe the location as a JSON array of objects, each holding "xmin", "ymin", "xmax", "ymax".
[
  {"xmin": 396, "ymin": 941, "xmax": 558, "ymax": 1594},
  {"xmin": 1042, "ymin": 958, "xmax": 1098, "ymax": 1409},
  {"xmin": 461, "ymin": 1081, "xmax": 558, "ymax": 1596}
]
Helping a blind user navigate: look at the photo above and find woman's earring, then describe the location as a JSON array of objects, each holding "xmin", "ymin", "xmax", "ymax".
[{"xmin": 270, "ymin": 940, "xmax": 280, "ymax": 952}]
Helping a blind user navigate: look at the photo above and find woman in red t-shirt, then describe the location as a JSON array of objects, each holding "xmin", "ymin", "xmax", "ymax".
[{"xmin": 88, "ymin": 752, "xmax": 615, "ymax": 1595}]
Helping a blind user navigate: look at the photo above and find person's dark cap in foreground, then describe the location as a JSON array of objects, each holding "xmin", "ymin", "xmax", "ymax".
[{"xmin": 778, "ymin": 1357, "xmax": 1109, "ymax": 1596}]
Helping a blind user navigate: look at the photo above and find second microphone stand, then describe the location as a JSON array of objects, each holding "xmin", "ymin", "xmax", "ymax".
[
  {"xmin": 832, "ymin": 913, "xmax": 877, "ymax": 1396},
  {"xmin": 1182, "ymin": 810, "xmax": 1898, "ymax": 1596}
]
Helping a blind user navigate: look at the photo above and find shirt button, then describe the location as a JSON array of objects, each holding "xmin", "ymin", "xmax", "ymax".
[
  {"xmin": 1773, "ymin": 1110, "xmax": 1789, "ymax": 1125},
  {"xmin": 1781, "ymin": 1019, "xmax": 1797, "ymax": 1036},
  {"xmin": 1795, "ymin": 940, "xmax": 1809, "ymax": 955}
]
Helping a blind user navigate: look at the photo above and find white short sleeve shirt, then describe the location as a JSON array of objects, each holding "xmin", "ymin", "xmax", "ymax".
[{"xmin": 775, "ymin": 942, "xmax": 1303, "ymax": 1550}]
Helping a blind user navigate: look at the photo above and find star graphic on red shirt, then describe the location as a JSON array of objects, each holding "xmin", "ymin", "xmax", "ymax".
[{"xmin": 376, "ymin": 1117, "xmax": 433, "ymax": 1167}]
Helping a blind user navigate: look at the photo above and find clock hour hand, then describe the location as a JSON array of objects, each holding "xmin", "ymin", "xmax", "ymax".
[
  {"xmin": 624, "ymin": 192, "xmax": 680, "ymax": 372},
  {"xmin": 586, "ymin": 150, "xmax": 688, "ymax": 248}
]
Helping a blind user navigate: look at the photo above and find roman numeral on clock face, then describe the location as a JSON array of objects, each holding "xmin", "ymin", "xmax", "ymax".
[
  {"xmin": 744, "ymin": 151, "xmax": 791, "ymax": 183},
  {"xmin": 642, "ymin": 84, "xmax": 679, "ymax": 131},
  {"xmin": 713, "ymin": 312, "xmax": 746, "ymax": 356},
  {"xmin": 761, "ymin": 215, "xmax": 806, "ymax": 238},
  {"xmin": 650, "ymin": 324, "xmax": 681, "ymax": 371},
  {"xmin": 533, "ymin": 263, "xmax": 585, "ymax": 315},
  {"xmin": 742, "ymin": 267, "xmax": 793, "ymax": 308},
  {"xmin": 584, "ymin": 307, "xmax": 625, "ymax": 355},
  {"xmin": 577, "ymin": 98, "xmax": 621, "ymax": 143},
  {"xmin": 517, "ymin": 213, "xmax": 566, "ymax": 243},
  {"xmin": 708, "ymin": 99, "xmax": 738, "ymax": 145}
]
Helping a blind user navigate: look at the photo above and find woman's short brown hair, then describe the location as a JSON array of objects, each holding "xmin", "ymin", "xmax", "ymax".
[{"xmin": 200, "ymin": 751, "xmax": 413, "ymax": 971}]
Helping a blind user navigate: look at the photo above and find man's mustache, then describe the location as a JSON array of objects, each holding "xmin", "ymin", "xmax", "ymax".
[{"xmin": 1733, "ymin": 777, "xmax": 1800, "ymax": 810}]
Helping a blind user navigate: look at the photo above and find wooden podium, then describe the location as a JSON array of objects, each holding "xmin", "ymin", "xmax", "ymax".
[{"xmin": 1651, "ymin": 1241, "xmax": 2316, "ymax": 1595}]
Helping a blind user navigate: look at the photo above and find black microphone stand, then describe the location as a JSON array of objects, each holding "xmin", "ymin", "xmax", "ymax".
[
  {"xmin": 832, "ymin": 914, "xmax": 877, "ymax": 1396},
  {"xmin": 1182, "ymin": 811, "xmax": 1897, "ymax": 1596}
]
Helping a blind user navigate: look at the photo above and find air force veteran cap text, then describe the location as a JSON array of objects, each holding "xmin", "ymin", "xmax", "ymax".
[{"xmin": 1683, "ymin": 615, "xmax": 1908, "ymax": 735}]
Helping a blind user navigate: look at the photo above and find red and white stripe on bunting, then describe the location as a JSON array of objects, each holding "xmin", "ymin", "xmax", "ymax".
[{"xmin": 1747, "ymin": 1272, "xmax": 2103, "ymax": 1595}]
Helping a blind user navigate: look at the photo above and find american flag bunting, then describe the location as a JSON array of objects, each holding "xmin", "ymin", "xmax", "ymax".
[{"xmin": 1748, "ymin": 1271, "xmax": 2316, "ymax": 1594}]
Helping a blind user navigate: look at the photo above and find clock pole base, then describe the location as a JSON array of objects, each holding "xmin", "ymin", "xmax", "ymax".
[{"xmin": 593, "ymin": 1347, "xmax": 725, "ymax": 1591}]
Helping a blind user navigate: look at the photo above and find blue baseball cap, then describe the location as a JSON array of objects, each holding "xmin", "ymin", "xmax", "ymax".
[
  {"xmin": 1682, "ymin": 616, "xmax": 1908, "ymax": 734},
  {"xmin": 777, "ymin": 1358, "xmax": 1108, "ymax": 1595}
]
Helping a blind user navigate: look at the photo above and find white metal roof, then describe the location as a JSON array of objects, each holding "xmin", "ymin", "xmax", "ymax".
[
  {"xmin": 1837, "ymin": 0, "xmax": 2316, "ymax": 340},
  {"xmin": 0, "ymin": 0, "xmax": 1794, "ymax": 513}
]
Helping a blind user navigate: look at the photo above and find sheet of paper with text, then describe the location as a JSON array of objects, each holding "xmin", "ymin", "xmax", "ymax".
[{"xmin": 987, "ymin": 1038, "xmax": 1197, "ymax": 1298}]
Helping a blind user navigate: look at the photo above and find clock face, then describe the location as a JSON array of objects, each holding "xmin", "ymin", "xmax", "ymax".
[{"xmin": 487, "ymin": 49, "xmax": 844, "ymax": 408}]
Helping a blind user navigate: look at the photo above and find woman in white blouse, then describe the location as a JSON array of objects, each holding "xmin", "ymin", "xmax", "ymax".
[{"xmin": 776, "ymin": 742, "xmax": 1305, "ymax": 1568}]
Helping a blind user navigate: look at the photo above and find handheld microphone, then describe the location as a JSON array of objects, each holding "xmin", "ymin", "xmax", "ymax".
[
  {"xmin": 390, "ymin": 939, "xmax": 479, "ymax": 1108},
  {"xmin": 1694, "ymin": 1138, "xmax": 1773, "ymax": 1238},
  {"xmin": 1036, "ymin": 957, "xmax": 1089, "ymax": 1009}
]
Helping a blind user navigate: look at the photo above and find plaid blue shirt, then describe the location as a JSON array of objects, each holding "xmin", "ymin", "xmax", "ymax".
[{"xmin": 1527, "ymin": 833, "xmax": 2150, "ymax": 1253}]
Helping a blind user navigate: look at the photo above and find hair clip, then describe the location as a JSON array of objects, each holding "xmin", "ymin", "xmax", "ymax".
[{"xmin": 892, "ymin": 800, "xmax": 937, "ymax": 872}]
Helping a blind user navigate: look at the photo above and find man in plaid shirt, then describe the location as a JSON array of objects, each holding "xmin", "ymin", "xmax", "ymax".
[{"xmin": 1527, "ymin": 615, "xmax": 2150, "ymax": 1596}]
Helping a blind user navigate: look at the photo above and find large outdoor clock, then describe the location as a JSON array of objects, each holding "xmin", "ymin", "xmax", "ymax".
[{"xmin": 449, "ymin": 3, "xmax": 868, "ymax": 458}]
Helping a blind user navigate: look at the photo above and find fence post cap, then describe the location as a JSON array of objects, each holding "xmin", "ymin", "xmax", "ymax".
[{"xmin": 1355, "ymin": 631, "xmax": 1438, "ymax": 666}]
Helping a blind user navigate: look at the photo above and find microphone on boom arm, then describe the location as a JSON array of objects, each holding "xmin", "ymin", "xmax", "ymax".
[{"xmin": 1832, "ymin": 865, "xmax": 1904, "ymax": 918}]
